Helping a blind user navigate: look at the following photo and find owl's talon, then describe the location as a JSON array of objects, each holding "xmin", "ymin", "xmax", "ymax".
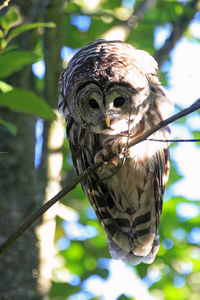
[
  {"xmin": 122, "ymin": 148, "xmax": 131, "ymax": 158},
  {"xmin": 94, "ymin": 148, "xmax": 110, "ymax": 164},
  {"xmin": 111, "ymin": 143, "xmax": 120, "ymax": 154},
  {"xmin": 110, "ymin": 140, "xmax": 129, "ymax": 158},
  {"xmin": 94, "ymin": 146, "xmax": 123, "ymax": 178}
]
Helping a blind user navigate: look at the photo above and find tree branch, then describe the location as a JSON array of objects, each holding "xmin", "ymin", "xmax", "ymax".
[
  {"xmin": 0, "ymin": 98, "xmax": 200, "ymax": 258},
  {"xmin": 148, "ymin": 139, "xmax": 200, "ymax": 143},
  {"xmin": 127, "ymin": 98, "xmax": 200, "ymax": 149},
  {"xmin": 126, "ymin": 0, "xmax": 157, "ymax": 28},
  {"xmin": 0, "ymin": 0, "xmax": 11, "ymax": 10},
  {"xmin": 154, "ymin": 0, "xmax": 199, "ymax": 66}
]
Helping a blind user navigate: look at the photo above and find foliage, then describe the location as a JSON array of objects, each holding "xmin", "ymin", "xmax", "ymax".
[
  {"xmin": 1, "ymin": 1, "xmax": 200, "ymax": 299},
  {"xmin": 0, "ymin": 6, "xmax": 56, "ymax": 135},
  {"xmin": 0, "ymin": 6, "xmax": 55, "ymax": 52},
  {"xmin": 0, "ymin": 88, "xmax": 56, "ymax": 120}
]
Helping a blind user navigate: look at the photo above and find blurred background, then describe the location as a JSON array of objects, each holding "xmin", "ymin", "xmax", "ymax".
[{"xmin": 0, "ymin": 0, "xmax": 200, "ymax": 299}]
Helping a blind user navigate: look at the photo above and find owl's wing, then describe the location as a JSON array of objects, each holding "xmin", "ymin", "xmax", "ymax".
[
  {"xmin": 66, "ymin": 118, "xmax": 131, "ymax": 242},
  {"xmin": 153, "ymin": 147, "xmax": 170, "ymax": 223},
  {"xmin": 67, "ymin": 120, "xmax": 124, "ymax": 232},
  {"xmin": 106, "ymin": 146, "xmax": 170, "ymax": 265}
]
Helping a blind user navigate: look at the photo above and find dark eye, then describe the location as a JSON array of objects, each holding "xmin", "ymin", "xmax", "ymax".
[
  {"xmin": 89, "ymin": 98, "xmax": 99, "ymax": 109},
  {"xmin": 113, "ymin": 97, "xmax": 125, "ymax": 108}
]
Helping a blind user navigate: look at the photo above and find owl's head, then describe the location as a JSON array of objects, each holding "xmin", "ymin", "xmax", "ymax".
[{"xmin": 59, "ymin": 40, "xmax": 170, "ymax": 134}]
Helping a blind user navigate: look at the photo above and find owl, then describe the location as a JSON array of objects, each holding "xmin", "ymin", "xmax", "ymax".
[{"xmin": 59, "ymin": 40, "xmax": 172, "ymax": 265}]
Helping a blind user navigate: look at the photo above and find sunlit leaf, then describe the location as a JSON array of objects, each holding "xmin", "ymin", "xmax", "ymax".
[
  {"xmin": 193, "ymin": 131, "xmax": 200, "ymax": 147},
  {"xmin": 0, "ymin": 50, "xmax": 40, "ymax": 78},
  {"xmin": 0, "ymin": 29, "xmax": 4, "ymax": 38},
  {"xmin": 0, "ymin": 88, "xmax": 56, "ymax": 120},
  {"xmin": 0, "ymin": 7, "xmax": 20, "ymax": 35},
  {"xmin": 7, "ymin": 22, "xmax": 56, "ymax": 44},
  {"xmin": 0, "ymin": 81, "xmax": 13, "ymax": 93}
]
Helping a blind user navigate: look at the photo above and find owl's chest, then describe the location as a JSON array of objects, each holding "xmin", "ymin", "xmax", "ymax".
[{"xmin": 105, "ymin": 156, "xmax": 153, "ymax": 211}]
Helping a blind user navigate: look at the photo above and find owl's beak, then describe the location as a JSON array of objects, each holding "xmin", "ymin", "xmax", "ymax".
[{"xmin": 105, "ymin": 115, "xmax": 110, "ymax": 128}]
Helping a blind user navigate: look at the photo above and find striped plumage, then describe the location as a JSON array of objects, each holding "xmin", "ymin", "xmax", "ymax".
[{"xmin": 59, "ymin": 40, "xmax": 172, "ymax": 265}]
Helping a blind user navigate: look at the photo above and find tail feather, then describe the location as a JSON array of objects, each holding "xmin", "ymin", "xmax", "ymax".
[{"xmin": 108, "ymin": 230, "xmax": 160, "ymax": 265}]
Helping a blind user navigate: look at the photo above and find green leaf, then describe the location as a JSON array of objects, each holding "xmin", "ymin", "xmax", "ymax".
[
  {"xmin": 0, "ymin": 7, "xmax": 20, "ymax": 35},
  {"xmin": 50, "ymin": 282, "xmax": 80, "ymax": 298},
  {"xmin": 117, "ymin": 295, "xmax": 133, "ymax": 300},
  {"xmin": 0, "ymin": 81, "xmax": 13, "ymax": 93},
  {"xmin": 2, "ymin": 45, "xmax": 19, "ymax": 54},
  {"xmin": 7, "ymin": 22, "xmax": 56, "ymax": 44},
  {"xmin": 0, "ymin": 50, "xmax": 40, "ymax": 78},
  {"xmin": 102, "ymin": 0, "xmax": 121, "ymax": 9},
  {"xmin": 193, "ymin": 131, "xmax": 200, "ymax": 138},
  {"xmin": 0, "ymin": 29, "xmax": 4, "ymax": 38},
  {"xmin": 166, "ymin": 159, "xmax": 182, "ymax": 188},
  {"xmin": 193, "ymin": 131, "xmax": 200, "ymax": 147},
  {"xmin": 0, "ymin": 118, "xmax": 17, "ymax": 136},
  {"xmin": 0, "ymin": 88, "xmax": 56, "ymax": 120}
]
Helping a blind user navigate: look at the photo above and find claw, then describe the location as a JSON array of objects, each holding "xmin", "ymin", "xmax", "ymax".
[
  {"xmin": 94, "ymin": 148, "xmax": 109, "ymax": 164},
  {"xmin": 110, "ymin": 155, "xmax": 120, "ymax": 166}
]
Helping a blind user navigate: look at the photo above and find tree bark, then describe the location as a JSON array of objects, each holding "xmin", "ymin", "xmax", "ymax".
[
  {"xmin": 0, "ymin": 109, "xmax": 40, "ymax": 299},
  {"xmin": 0, "ymin": 1, "xmax": 46, "ymax": 299},
  {"xmin": 0, "ymin": 0, "xmax": 64, "ymax": 298}
]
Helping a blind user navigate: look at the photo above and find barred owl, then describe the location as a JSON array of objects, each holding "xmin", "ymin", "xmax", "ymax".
[{"xmin": 59, "ymin": 40, "xmax": 172, "ymax": 265}]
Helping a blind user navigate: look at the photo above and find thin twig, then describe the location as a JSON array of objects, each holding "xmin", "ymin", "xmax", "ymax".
[
  {"xmin": 148, "ymin": 139, "xmax": 200, "ymax": 143},
  {"xmin": 0, "ymin": 98, "xmax": 200, "ymax": 258},
  {"xmin": 126, "ymin": 98, "xmax": 200, "ymax": 149},
  {"xmin": 154, "ymin": 0, "xmax": 199, "ymax": 66},
  {"xmin": 0, "ymin": 0, "xmax": 11, "ymax": 10},
  {"xmin": 0, "ymin": 161, "xmax": 102, "ymax": 258}
]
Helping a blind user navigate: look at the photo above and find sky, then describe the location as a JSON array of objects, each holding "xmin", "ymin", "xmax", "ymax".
[{"xmin": 32, "ymin": 9, "xmax": 200, "ymax": 300}]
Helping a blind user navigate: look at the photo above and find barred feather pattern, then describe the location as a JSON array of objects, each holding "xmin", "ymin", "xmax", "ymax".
[{"xmin": 59, "ymin": 40, "xmax": 172, "ymax": 265}]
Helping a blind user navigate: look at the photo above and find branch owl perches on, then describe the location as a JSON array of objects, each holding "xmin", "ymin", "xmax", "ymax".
[{"xmin": 59, "ymin": 39, "xmax": 173, "ymax": 265}]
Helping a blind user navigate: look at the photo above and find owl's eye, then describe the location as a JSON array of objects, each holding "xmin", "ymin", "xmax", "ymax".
[
  {"xmin": 89, "ymin": 98, "xmax": 99, "ymax": 109},
  {"xmin": 113, "ymin": 97, "xmax": 125, "ymax": 108}
]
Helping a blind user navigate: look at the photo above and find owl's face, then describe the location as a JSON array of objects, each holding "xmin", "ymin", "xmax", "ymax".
[
  {"xmin": 59, "ymin": 40, "xmax": 162, "ymax": 135},
  {"xmin": 75, "ymin": 80, "xmax": 149, "ymax": 135}
]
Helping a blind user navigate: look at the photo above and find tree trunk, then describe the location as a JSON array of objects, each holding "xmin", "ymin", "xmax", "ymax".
[
  {"xmin": 0, "ymin": 0, "xmax": 64, "ymax": 297},
  {"xmin": 0, "ymin": 4, "xmax": 41, "ymax": 294},
  {"xmin": 0, "ymin": 109, "xmax": 40, "ymax": 299}
]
